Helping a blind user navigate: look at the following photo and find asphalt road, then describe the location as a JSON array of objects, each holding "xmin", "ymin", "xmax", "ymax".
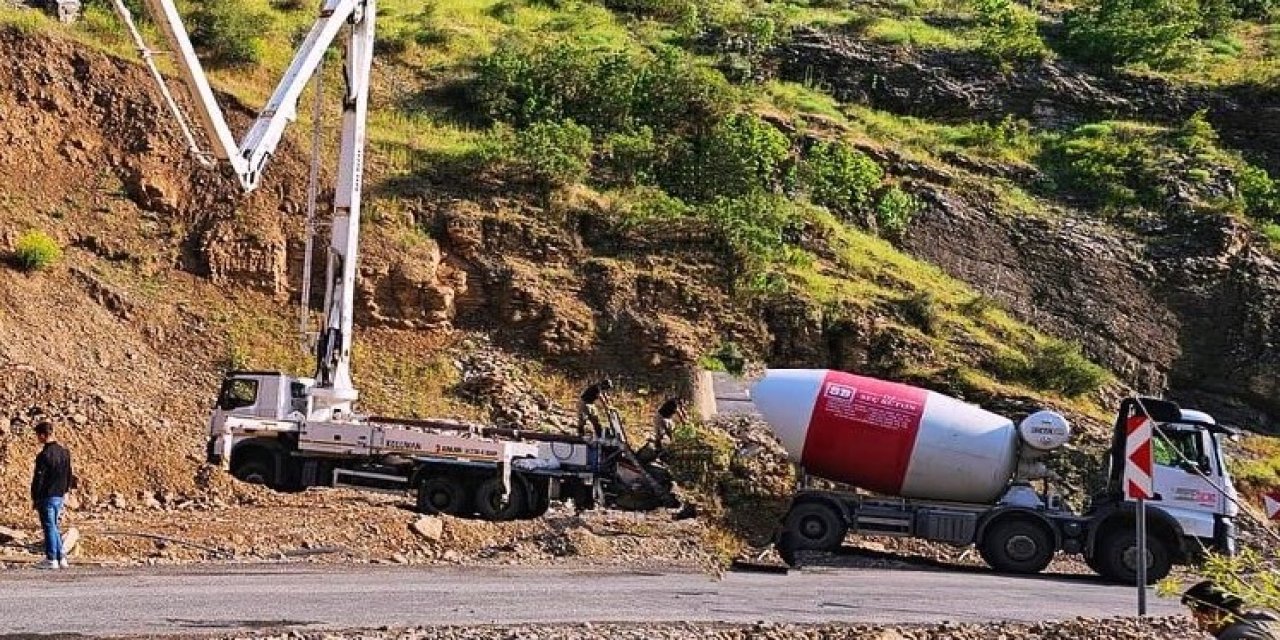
[{"xmin": 0, "ymin": 563, "xmax": 1181, "ymax": 636}]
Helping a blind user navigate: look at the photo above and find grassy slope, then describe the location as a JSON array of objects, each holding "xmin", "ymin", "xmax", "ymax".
[
  {"xmin": 6, "ymin": 0, "xmax": 1279, "ymax": 418},
  {"xmin": 0, "ymin": 1, "xmax": 1111, "ymax": 410}
]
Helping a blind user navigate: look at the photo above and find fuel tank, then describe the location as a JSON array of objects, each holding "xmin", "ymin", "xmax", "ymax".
[{"xmin": 751, "ymin": 369, "xmax": 1020, "ymax": 503}]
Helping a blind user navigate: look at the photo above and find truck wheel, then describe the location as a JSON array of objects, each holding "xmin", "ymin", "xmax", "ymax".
[
  {"xmin": 1098, "ymin": 530, "xmax": 1171, "ymax": 585},
  {"xmin": 232, "ymin": 457, "xmax": 276, "ymax": 487},
  {"xmin": 980, "ymin": 519, "xmax": 1054, "ymax": 574},
  {"xmin": 524, "ymin": 481, "xmax": 551, "ymax": 519},
  {"xmin": 417, "ymin": 476, "xmax": 469, "ymax": 515},
  {"xmin": 1085, "ymin": 552, "xmax": 1107, "ymax": 578},
  {"xmin": 784, "ymin": 502, "xmax": 847, "ymax": 551},
  {"xmin": 474, "ymin": 477, "xmax": 527, "ymax": 522}
]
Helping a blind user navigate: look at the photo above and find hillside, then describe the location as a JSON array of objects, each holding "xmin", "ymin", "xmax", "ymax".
[{"xmin": 1, "ymin": 0, "xmax": 1279, "ymax": 564}]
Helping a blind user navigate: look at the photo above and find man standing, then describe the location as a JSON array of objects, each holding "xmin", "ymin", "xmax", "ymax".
[
  {"xmin": 31, "ymin": 421, "xmax": 73, "ymax": 570},
  {"xmin": 1182, "ymin": 580, "xmax": 1280, "ymax": 639}
]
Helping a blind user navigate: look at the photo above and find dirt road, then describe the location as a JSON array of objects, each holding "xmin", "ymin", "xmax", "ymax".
[{"xmin": 0, "ymin": 563, "xmax": 1180, "ymax": 636}]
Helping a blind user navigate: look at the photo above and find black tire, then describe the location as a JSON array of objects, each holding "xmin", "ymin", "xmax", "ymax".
[
  {"xmin": 979, "ymin": 519, "xmax": 1055, "ymax": 574},
  {"xmin": 784, "ymin": 502, "xmax": 847, "ymax": 552},
  {"xmin": 231, "ymin": 456, "xmax": 276, "ymax": 487},
  {"xmin": 474, "ymin": 476, "xmax": 528, "ymax": 522},
  {"xmin": 524, "ymin": 480, "xmax": 551, "ymax": 519},
  {"xmin": 1098, "ymin": 530, "xmax": 1172, "ymax": 585},
  {"xmin": 417, "ymin": 475, "xmax": 469, "ymax": 515},
  {"xmin": 1085, "ymin": 552, "xmax": 1107, "ymax": 578}
]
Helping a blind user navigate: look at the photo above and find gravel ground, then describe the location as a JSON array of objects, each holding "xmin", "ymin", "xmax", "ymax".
[{"xmin": 218, "ymin": 618, "xmax": 1205, "ymax": 640}]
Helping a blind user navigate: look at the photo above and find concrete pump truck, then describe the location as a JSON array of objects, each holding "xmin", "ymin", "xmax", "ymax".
[{"xmin": 112, "ymin": 0, "xmax": 682, "ymax": 520}]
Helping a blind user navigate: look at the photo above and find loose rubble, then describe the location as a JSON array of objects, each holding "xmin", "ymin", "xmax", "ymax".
[
  {"xmin": 454, "ymin": 345, "xmax": 578, "ymax": 433},
  {"xmin": 222, "ymin": 617, "xmax": 1203, "ymax": 640}
]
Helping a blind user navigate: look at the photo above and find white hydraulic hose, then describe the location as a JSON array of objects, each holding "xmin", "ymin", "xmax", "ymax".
[
  {"xmin": 300, "ymin": 58, "xmax": 325, "ymax": 356},
  {"xmin": 107, "ymin": 0, "xmax": 214, "ymax": 168}
]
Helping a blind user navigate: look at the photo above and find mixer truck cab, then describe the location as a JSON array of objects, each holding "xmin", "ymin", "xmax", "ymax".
[
  {"xmin": 1146, "ymin": 410, "xmax": 1238, "ymax": 553},
  {"xmin": 1087, "ymin": 399, "xmax": 1239, "ymax": 569},
  {"xmin": 753, "ymin": 369, "xmax": 1238, "ymax": 585}
]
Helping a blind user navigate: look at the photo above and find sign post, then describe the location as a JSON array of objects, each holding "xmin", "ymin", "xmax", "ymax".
[
  {"xmin": 1123, "ymin": 414, "xmax": 1155, "ymax": 615},
  {"xmin": 1265, "ymin": 492, "xmax": 1280, "ymax": 522}
]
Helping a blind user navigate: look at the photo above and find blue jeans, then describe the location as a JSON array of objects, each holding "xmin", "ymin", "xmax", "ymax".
[{"xmin": 38, "ymin": 496, "xmax": 64, "ymax": 561}]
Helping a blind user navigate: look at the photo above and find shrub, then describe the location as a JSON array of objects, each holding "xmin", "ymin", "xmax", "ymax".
[
  {"xmin": 973, "ymin": 0, "xmax": 1049, "ymax": 61},
  {"xmin": 473, "ymin": 39, "xmax": 734, "ymax": 135},
  {"xmin": 1043, "ymin": 122, "xmax": 1149, "ymax": 209},
  {"xmin": 1044, "ymin": 117, "xmax": 1278, "ymax": 219},
  {"xmin": 512, "ymin": 120, "xmax": 594, "ymax": 187},
  {"xmin": 945, "ymin": 116, "xmax": 1040, "ymax": 161},
  {"xmin": 1027, "ymin": 340, "xmax": 1108, "ymax": 397},
  {"xmin": 699, "ymin": 192, "xmax": 808, "ymax": 291},
  {"xmin": 602, "ymin": 0, "xmax": 689, "ymax": 20},
  {"xmin": 1062, "ymin": 0, "xmax": 1199, "ymax": 67},
  {"xmin": 959, "ymin": 294, "xmax": 998, "ymax": 317},
  {"xmin": 800, "ymin": 140, "xmax": 884, "ymax": 216},
  {"xmin": 875, "ymin": 186, "xmax": 921, "ymax": 238},
  {"xmin": 667, "ymin": 113, "xmax": 792, "ymax": 201},
  {"xmin": 187, "ymin": 0, "xmax": 270, "ymax": 67},
  {"xmin": 701, "ymin": 340, "xmax": 748, "ymax": 375},
  {"xmin": 1231, "ymin": 0, "xmax": 1276, "ymax": 19},
  {"xmin": 987, "ymin": 348, "xmax": 1032, "ymax": 382},
  {"xmin": 1238, "ymin": 164, "xmax": 1280, "ymax": 222},
  {"xmin": 607, "ymin": 186, "xmax": 691, "ymax": 231},
  {"xmin": 601, "ymin": 127, "xmax": 661, "ymax": 187},
  {"xmin": 1262, "ymin": 222, "xmax": 1280, "ymax": 248},
  {"xmin": 1175, "ymin": 110, "xmax": 1219, "ymax": 152},
  {"xmin": 899, "ymin": 291, "xmax": 941, "ymax": 334},
  {"xmin": 12, "ymin": 230, "xmax": 62, "ymax": 272}
]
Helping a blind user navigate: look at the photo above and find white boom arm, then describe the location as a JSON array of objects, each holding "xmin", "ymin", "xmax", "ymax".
[{"xmin": 134, "ymin": 0, "xmax": 376, "ymax": 418}]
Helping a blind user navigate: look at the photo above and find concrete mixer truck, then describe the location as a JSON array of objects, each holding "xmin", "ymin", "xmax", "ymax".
[{"xmin": 753, "ymin": 369, "xmax": 1239, "ymax": 584}]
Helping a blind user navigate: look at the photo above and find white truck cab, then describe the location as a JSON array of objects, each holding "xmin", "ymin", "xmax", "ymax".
[{"xmin": 1150, "ymin": 409, "xmax": 1239, "ymax": 555}]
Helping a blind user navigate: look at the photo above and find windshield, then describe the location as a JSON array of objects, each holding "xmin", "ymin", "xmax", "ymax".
[
  {"xmin": 1154, "ymin": 427, "xmax": 1208, "ymax": 470},
  {"xmin": 216, "ymin": 378, "xmax": 259, "ymax": 411}
]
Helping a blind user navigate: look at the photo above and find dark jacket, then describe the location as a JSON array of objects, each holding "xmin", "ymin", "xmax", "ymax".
[
  {"xmin": 31, "ymin": 442, "xmax": 73, "ymax": 506},
  {"xmin": 1218, "ymin": 612, "xmax": 1280, "ymax": 640}
]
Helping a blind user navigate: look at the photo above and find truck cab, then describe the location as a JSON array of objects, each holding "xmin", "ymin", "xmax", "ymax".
[
  {"xmin": 1081, "ymin": 398, "xmax": 1239, "ymax": 583},
  {"xmin": 206, "ymin": 371, "xmax": 311, "ymax": 468},
  {"xmin": 1149, "ymin": 409, "xmax": 1239, "ymax": 555}
]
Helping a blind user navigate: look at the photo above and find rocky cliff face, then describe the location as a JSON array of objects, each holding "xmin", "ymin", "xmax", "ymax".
[
  {"xmin": 776, "ymin": 29, "xmax": 1280, "ymax": 172},
  {"xmin": 4, "ymin": 23, "xmax": 1278, "ymax": 431},
  {"xmin": 774, "ymin": 29, "xmax": 1280, "ymax": 430}
]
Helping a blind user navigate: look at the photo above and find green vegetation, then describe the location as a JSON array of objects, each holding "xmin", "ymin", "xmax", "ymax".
[
  {"xmin": 699, "ymin": 192, "xmax": 811, "ymax": 293},
  {"xmin": 1062, "ymin": 0, "xmax": 1199, "ymax": 67},
  {"xmin": 1230, "ymin": 435, "xmax": 1280, "ymax": 495},
  {"xmin": 1040, "ymin": 113, "xmax": 1280, "ymax": 223},
  {"xmin": 667, "ymin": 113, "xmax": 792, "ymax": 201},
  {"xmin": 1061, "ymin": 0, "xmax": 1278, "ymax": 69},
  {"xmin": 17, "ymin": 0, "xmax": 1236, "ymax": 407},
  {"xmin": 699, "ymin": 340, "xmax": 748, "ymax": 375},
  {"xmin": 858, "ymin": 16, "xmax": 971, "ymax": 50},
  {"xmin": 988, "ymin": 339, "xmax": 1110, "ymax": 397},
  {"xmin": 899, "ymin": 291, "xmax": 941, "ymax": 334},
  {"xmin": 1160, "ymin": 548, "xmax": 1280, "ymax": 615},
  {"xmin": 187, "ymin": 0, "xmax": 270, "ymax": 67},
  {"xmin": 874, "ymin": 186, "xmax": 922, "ymax": 239},
  {"xmin": 973, "ymin": 0, "xmax": 1048, "ymax": 61},
  {"xmin": 799, "ymin": 140, "xmax": 883, "ymax": 218},
  {"xmin": 12, "ymin": 230, "xmax": 62, "ymax": 272},
  {"xmin": 511, "ymin": 119, "xmax": 593, "ymax": 186},
  {"xmin": 472, "ymin": 38, "xmax": 734, "ymax": 133}
]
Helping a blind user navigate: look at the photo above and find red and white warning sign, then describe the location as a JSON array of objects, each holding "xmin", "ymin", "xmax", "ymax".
[
  {"xmin": 1265, "ymin": 492, "xmax": 1280, "ymax": 521},
  {"xmin": 1123, "ymin": 415, "xmax": 1154, "ymax": 500}
]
